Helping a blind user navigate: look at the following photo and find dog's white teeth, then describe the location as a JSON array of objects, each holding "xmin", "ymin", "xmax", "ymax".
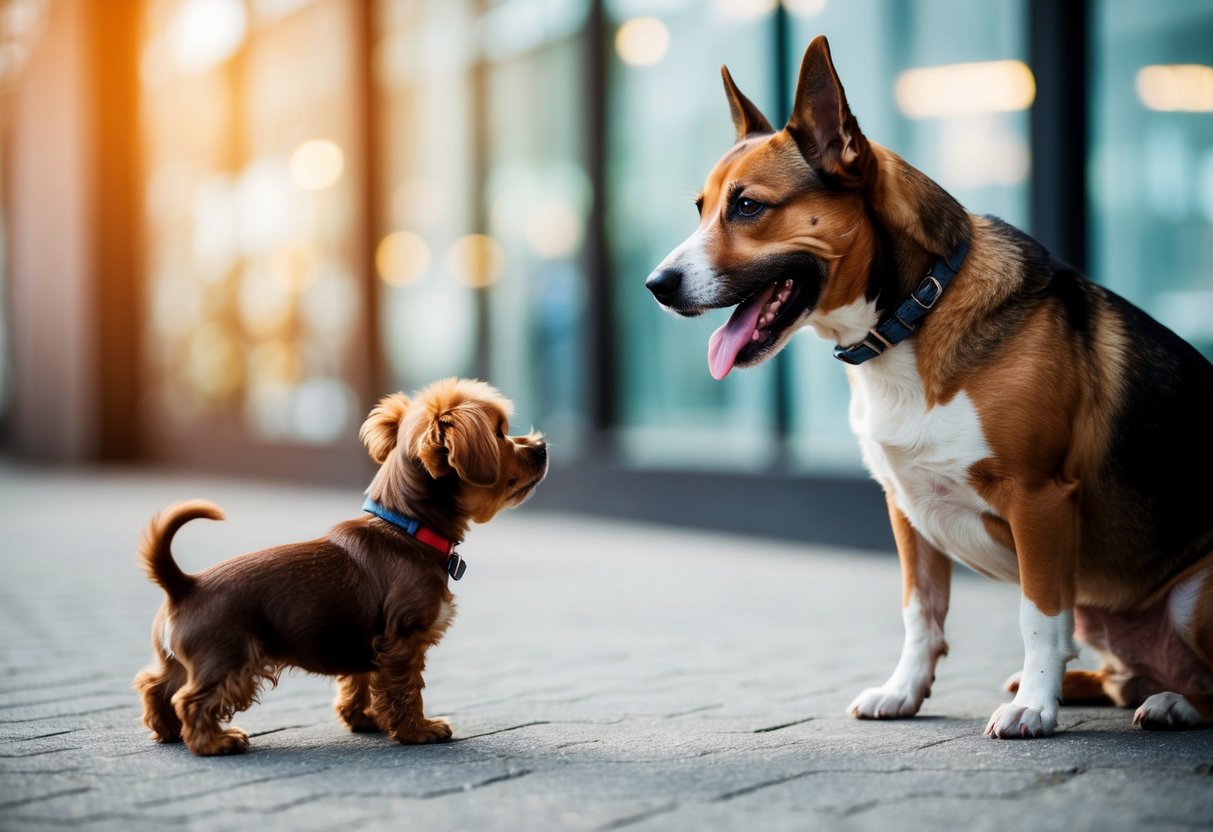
[
  {"xmin": 768, "ymin": 299, "xmax": 782, "ymax": 314},
  {"xmin": 751, "ymin": 330, "xmax": 764, "ymax": 342},
  {"xmin": 783, "ymin": 279, "xmax": 793, "ymax": 288},
  {"xmin": 778, "ymin": 289, "xmax": 791, "ymax": 303}
]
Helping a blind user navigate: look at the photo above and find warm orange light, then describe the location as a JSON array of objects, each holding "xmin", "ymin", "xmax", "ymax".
[
  {"xmin": 376, "ymin": 231, "xmax": 432, "ymax": 286},
  {"xmin": 289, "ymin": 140, "xmax": 344, "ymax": 191},
  {"xmin": 615, "ymin": 18, "xmax": 669, "ymax": 67},
  {"xmin": 895, "ymin": 60, "xmax": 1036, "ymax": 119},
  {"xmin": 447, "ymin": 234, "xmax": 505, "ymax": 289},
  {"xmin": 1137, "ymin": 64, "xmax": 1213, "ymax": 112},
  {"xmin": 168, "ymin": 0, "xmax": 247, "ymax": 75}
]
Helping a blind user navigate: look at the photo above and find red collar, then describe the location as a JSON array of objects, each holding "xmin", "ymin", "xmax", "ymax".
[{"xmin": 362, "ymin": 498, "xmax": 466, "ymax": 580}]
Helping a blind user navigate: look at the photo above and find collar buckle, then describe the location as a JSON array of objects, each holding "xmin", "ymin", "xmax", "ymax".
[{"xmin": 912, "ymin": 274, "xmax": 944, "ymax": 310}]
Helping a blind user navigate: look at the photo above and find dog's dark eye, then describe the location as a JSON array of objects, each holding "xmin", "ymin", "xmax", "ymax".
[
  {"xmin": 737, "ymin": 197, "xmax": 764, "ymax": 217},
  {"xmin": 496, "ymin": 424, "xmax": 505, "ymax": 439}
]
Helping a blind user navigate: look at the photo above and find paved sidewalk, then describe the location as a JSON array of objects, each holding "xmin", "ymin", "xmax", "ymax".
[{"xmin": 1, "ymin": 463, "xmax": 1210, "ymax": 831}]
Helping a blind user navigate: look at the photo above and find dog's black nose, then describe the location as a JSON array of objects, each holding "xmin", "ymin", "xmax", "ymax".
[{"xmin": 646, "ymin": 268, "xmax": 683, "ymax": 303}]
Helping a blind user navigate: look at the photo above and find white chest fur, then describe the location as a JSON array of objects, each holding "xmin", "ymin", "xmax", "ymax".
[{"xmin": 847, "ymin": 344, "xmax": 1018, "ymax": 582}]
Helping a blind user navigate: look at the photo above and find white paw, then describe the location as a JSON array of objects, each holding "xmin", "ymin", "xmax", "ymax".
[
  {"xmin": 848, "ymin": 685, "xmax": 924, "ymax": 720},
  {"xmin": 985, "ymin": 702, "xmax": 1057, "ymax": 739},
  {"xmin": 1133, "ymin": 692, "xmax": 1204, "ymax": 730}
]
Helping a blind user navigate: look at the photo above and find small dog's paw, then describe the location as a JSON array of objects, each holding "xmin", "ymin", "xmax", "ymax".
[
  {"xmin": 338, "ymin": 707, "xmax": 383, "ymax": 733},
  {"xmin": 985, "ymin": 703, "xmax": 1056, "ymax": 739},
  {"xmin": 190, "ymin": 727, "xmax": 250, "ymax": 756},
  {"xmin": 391, "ymin": 717, "xmax": 453, "ymax": 745},
  {"xmin": 847, "ymin": 686, "xmax": 924, "ymax": 720},
  {"xmin": 1133, "ymin": 692, "xmax": 1203, "ymax": 731}
]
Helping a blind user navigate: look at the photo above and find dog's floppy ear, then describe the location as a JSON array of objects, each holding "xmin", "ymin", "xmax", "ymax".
[
  {"xmin": 360, "ymin": 393, "xmax": 411, "ymax": 464},
  {"xmin": 442, "ymin": 403, "xmax": 501, "ymax": 487},
  {"xmin": 785, "ymin": 35, "xmax": 871, "ymax": 187},
  {"xmin": 722, "ymin": 65, "xmax": 774, "ymax": 141},
  {"xmin": 413, "ymin": 402, "xmax": 501, "ymax": 487}
]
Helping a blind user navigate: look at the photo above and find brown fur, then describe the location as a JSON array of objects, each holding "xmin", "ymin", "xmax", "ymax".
[
  {"xmin": 652, "ymin": 35, "xmax": 1213, "ymax": 733},
  {"xmin": 133, "ymin": 378, "xmax": 547, "ymax": 755}
]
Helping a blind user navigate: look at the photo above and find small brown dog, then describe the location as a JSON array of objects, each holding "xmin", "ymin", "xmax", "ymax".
[{"xmin": 133, "ymin": 378, "xmax": 547, "ymax": 756}]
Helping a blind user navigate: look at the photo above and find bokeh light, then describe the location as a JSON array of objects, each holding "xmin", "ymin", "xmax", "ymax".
[
  {"xmin": 376, "ymin": 230, "xmax": 432, "ymax": 286},
  {"xmin": 895, "ymin": 61, "xmax": 1036, "ymax": 119},
  {"xmin": 615, "ymin": 18, "xmax": 669, "ymax": 67},
  {"xmin": 447, "ymin": 234, "xmax": 505, "ymax": 289},
  {"xmin": 289, "ymin": 139, "xmax": 345, "ymax": 191}
]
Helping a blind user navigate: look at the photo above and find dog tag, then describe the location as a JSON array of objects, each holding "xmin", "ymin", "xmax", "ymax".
[{"xmin": 447, "ymin": 553, "xmax": 466, "ymax": 581}]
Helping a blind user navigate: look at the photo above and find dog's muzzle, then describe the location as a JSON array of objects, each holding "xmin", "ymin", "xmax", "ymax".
[{"xmin": 645, "ymin": 267, "xmax": 683, "ymax": 306}]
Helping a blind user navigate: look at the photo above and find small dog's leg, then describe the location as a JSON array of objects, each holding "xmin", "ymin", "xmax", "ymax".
[
  {"xmin": 370, "ymin": 634, "xmax": 452, "ymax": 745},
  {"xmin": 986, "ymin": 482, "xmax": 1079, "ymax": 739},
  {"xmin": 334, "ymin": 673, "xmax": 381, "ymax": 732},
  {"xmin": 172, "ymin": 667, "xmax": 258, "ymax": 756},
  {"xmin": 849, "ymin": 498, "xmax": 951, "ymax": 720},
  {"xmin": 134, "ymin": 653, "xmax": 187, "ymax": 742}
]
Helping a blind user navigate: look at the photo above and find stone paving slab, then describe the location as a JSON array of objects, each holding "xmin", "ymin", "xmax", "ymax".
[{"xmin": 1, "ymin": 462, "xmax": 1211, "ymax": 831}]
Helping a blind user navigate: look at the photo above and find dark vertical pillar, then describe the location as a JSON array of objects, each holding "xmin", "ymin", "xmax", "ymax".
[
  {"xmin": 88, "ymin": 0, "xmax": 142, "ymax": 460},
  {"xmin": 771, "ymin": 6, "xmax": 792, "ymax": 457},
  {"xmin": 1028, "ymin": 0, "xmax": 1088, "ymax": 273},
  {"xmin": 583, "ymin": 0, "xmax": 614, "ymax": 448}
]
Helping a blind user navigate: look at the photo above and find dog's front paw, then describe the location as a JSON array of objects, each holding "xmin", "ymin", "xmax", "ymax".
[
  {"xmin": 188, "ymin": 727, "xmax": 250, "ymax": 756},
  {"xmin": 848, "ymin": 685, "xmax": 924, "ymax": 720},
  {"xmin": 390, "ymin": 716, "xmax": 453, "ymax": 745},
  {"xmin": 985, "ymin": 702, "xmax": 1056, "ymax": 739},
  {"xmin": 1133, "ymin": 692, "xmax": 1204, "ymax": 730}
]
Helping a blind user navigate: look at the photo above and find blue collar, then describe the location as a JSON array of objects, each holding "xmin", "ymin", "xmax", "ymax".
[
  {"xmin": 362, "ymin": 497, "xmax": 466, "ymax": 580},
  {"xmin": 833, "ymin": 237, "xmax": 971, "ymax": 365}
]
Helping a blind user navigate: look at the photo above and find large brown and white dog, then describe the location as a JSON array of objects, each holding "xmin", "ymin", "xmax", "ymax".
[{"xmin": 646, "ymin": 36, "xmax": 1213, "ymax": 738}]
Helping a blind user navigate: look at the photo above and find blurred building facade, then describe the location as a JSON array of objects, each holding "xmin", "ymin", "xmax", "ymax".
[{"xmin": 1, "ymin": 0, "xmax": 1211, "ymax": 545}]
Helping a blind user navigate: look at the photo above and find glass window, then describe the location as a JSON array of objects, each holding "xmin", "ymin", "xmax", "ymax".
[
  {"xmin": 786, "ymin": 0, "xmax": 1028, "ymax": 471},
  {"xmin": 374, "ymin": 0, "xmax": 590, "ymax": 456},
  {"xmin": 140, "ymin": 0, "xmax": 366, "ymax": 447},
  {"xmin": 606, "ymin": 0, "xmax": 780, "ymax": 470},
  {"xmin": 1091, "ymin": 0, "xmax": 1213, "ymax": 361}
]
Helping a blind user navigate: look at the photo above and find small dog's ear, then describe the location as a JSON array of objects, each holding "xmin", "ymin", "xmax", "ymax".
[
  {"xmin": 360, "ymin": 393, "xmax": 411, "ymax": 464},
  {"xmin": 415, "ymin": 402, "xmax": 501, "ymax": 487}
]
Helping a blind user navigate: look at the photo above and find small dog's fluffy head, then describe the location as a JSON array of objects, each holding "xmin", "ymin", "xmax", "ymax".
[{"xmin": 361, "ymin": 378, "xmax": 547, "ymax": 525}]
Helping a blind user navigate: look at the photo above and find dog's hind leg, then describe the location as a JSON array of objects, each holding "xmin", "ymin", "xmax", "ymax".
[
  {"xmin": 171, "ymin": 658, "xmax": 260, "ymax": 756},
  {"xmin": 134, "ymin": 653, "xmax": 188, "ymax": 742},
  {"xmin": 370, "ymin": 633, "xmax": 452, "ymax": 745},
  {"xmin": 334, "ymin": 673, "xmax": 381, "ymax": 732},
  {"xmin": 849, "ymin": 495, "xmax": 952, "ymax": 720},
  {"xmin": 1134, "ymin": 564, "xmax": 1213, "ymax": 730}
]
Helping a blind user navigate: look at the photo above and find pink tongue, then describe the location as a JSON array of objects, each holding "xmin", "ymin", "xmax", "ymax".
[{"xmin": 708, "ymin": 284, "xmax": 776, "ymax": 380}]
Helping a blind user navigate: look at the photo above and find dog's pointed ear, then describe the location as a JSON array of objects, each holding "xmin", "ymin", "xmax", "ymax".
[
  {"xmin": 360, "ymin": 393, "xmax": 411, "ymax": 464},
  {"xmin": 722, "ymin": 65, "xmax": 774, "ymax": 141},
  {"xmin": 786, "ymin": 36, "xmax": 871, "ymax": 187}
]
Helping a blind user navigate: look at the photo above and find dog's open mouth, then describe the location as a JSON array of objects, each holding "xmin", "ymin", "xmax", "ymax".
[{"xmin": 708, "ymin": 278, "xmax": 807, "ymax": 380}]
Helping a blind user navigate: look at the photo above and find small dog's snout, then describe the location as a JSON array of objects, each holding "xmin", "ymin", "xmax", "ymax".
[{"xmin": 646, "ymin": 268, "xmax": 683, "ymax": 303}]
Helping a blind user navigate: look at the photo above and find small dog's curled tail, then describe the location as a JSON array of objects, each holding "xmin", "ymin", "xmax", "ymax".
[{"xmin": 140, "ymin": 500, "xmax": 224, "ymax": 602}]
